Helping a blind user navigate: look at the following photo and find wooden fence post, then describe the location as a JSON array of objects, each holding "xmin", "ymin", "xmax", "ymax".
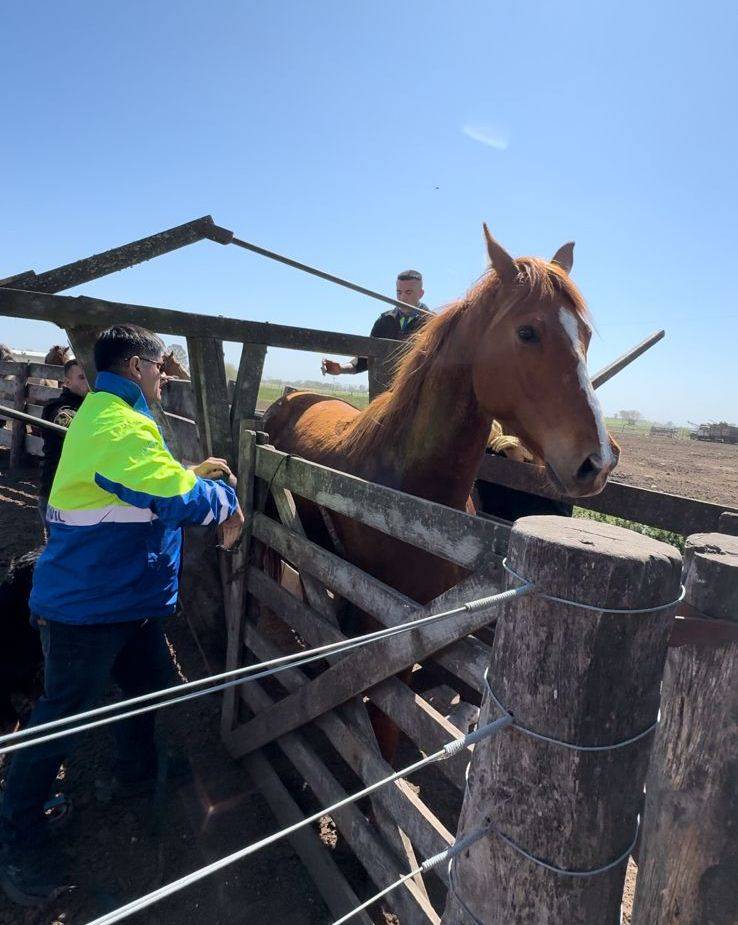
[
  {"xmin": 718, "ymin": 511, "xmax": 738, "ymax": 536},
  {"xmin": 632, "ymin": 531, "xmax": 738, "ymax": 925},
  {"xmin": 9, "ymin": 361, "xmax": 28, "ymax": 468},
  {"xmin": 186, "ymin": 336, "xmax": 233, "ymax": 461},
  {"xmin": 442, "ymin": 515, "xmax": 681, "ymax": 925}
]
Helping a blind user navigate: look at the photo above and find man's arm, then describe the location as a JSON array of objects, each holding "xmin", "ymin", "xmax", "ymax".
[
  {"xmin": 93, "ymin": 421, "xmax": 240, "ymax": 530},
  {"xmin": 321, "ymin": 317, "xmax": 382, "ymax": 376}
]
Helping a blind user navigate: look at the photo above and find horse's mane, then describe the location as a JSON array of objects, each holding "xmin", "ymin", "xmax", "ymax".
[{"xmin": 340, "ymin": 257, "xmax": 589, "ymax": 459}]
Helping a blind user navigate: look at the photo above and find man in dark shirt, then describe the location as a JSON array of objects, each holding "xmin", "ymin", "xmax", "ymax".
[
  {"xmin": 38, "ymin": 359, "xmax": 90, "ymax": 529},
  {"xmin": 321, "ymin": 270, "xmax": 431, "ymax": 385}
]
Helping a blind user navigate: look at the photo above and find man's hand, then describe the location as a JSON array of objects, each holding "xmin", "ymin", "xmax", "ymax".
[
  {"xmin": 218, "ymin": 504, "xmax": 245, "ymax": 550},
  {"xmin": 190, "ymin": 457, "xmax": 237, "ymax": 488},
  {"xmin": 321, "ymin": 359, "xmax": 343, "ymax": 376}
]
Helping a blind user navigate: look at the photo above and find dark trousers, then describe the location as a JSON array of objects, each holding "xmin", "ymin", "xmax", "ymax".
[{"xmin": 1, "ymin": 617, "xmax": 174, "ymax": 847}]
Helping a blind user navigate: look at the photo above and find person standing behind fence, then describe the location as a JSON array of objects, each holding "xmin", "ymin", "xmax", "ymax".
[
  {"xmin": 321, "ymin": 270, "xmax": 431, "ymax": 390},
  {"xmin": 37, "ymin": 358, "xmax": 90, "ymax": 533},
  {"xmin": 0, "ymin": 323, "xmax": 244, "ymax": 908}
]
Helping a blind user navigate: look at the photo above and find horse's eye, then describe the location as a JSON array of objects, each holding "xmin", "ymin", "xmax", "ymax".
[{"xmin": 517, "ymin": 325, "xmax": 538, "ymax": 343}]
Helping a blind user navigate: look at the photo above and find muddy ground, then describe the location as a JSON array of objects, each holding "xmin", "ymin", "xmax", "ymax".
[{"xmin": 1, "ymin": 429, "xmax": 733, "ymax": 924}]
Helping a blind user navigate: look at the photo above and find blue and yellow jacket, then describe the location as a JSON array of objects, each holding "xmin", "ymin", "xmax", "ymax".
[{"xmin": 30, "ymin": 372, "xmax": 238, "ymax": 624}]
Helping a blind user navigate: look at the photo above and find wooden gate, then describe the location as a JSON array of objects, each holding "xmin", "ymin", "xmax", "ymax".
[{"xmin": 219, "ymin": 431, "xmax": 510, "ymax": 923}]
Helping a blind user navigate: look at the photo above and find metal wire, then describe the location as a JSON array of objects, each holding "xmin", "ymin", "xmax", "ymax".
[
  {"xmin": 0, "ymin": 584, "xmax": 529, "ymax": 756},
  {"xmin": 502, "ymin": 558, "xmax": 685, "ymax": 614},
  {"xmin": 483, "ymin": 667, "xmax": 658, "ymax": 753},
  {"xmin": 329, "ymin": 824, "xmax": 495, "ymax": 925},
  {"xmin": 83, "ymin": 717, "xmax": 510, "ymax": 925}
]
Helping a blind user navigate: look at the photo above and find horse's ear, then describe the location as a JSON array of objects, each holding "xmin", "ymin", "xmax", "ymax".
[
  {"xmin": 551, "ymin": 241, "xmax": 575, "ymax": 274},
  {"xmin": 483, "ymin": 224, "xmax": 517, "ymax": 284}
]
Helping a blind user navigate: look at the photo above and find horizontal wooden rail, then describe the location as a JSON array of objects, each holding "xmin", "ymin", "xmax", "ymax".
[
  {"xmin": 0, "ymin": 288, "xmax": 400, "ymax": 359},
  {"xmin": 477, "ymin": 454, "xmax": 738, "ymax": 535},
  {"xmin": 252, "ymin": 511, "xmax": 493, "ymax": 690},
  {"xmin": 256, "ymin": 445, "xmax": 509, "ymax": 568}
]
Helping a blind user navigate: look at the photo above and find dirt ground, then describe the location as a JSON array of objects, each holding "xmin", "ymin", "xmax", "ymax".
[{"xmin": 609, "ymin": 431, "xmax": 738, "ymax": 508}]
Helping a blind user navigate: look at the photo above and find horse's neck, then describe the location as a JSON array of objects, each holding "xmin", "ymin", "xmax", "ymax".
[{"xmin": 373, "ymin": 326, "xmax": 490, "ymax": 510}]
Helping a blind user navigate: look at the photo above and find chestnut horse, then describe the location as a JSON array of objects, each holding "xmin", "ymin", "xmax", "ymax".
[{"xmin": 262, "ymin": 225, "xmax": 619, "ymax": 758}]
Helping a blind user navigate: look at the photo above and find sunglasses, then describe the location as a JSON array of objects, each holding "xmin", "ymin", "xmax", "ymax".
[{"xmin": 139, "ymin": 357, "xmax": 166, "ymax": 375}]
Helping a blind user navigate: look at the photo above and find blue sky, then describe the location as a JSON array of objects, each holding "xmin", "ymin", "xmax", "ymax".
[{"xmin": 1, "ymin": 0, "xmax": 736, "ymax": 424}]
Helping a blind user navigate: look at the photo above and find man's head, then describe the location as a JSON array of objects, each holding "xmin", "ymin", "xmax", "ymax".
[
  {"xmin": 63, "ymin": 359, "xmax": 90, "ymax": 398},
  {"xmin": 396, "ymin": 270, "xmax": 424, "ymax": 312},
  {"xmin": 94, "ymin": 324, "xmax": 166, "ymax": 405}
]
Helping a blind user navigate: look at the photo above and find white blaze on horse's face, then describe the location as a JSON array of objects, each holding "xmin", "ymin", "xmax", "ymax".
[{"xmin": 558, "ymin": 307, "xmax": 615, "ymax": 473}]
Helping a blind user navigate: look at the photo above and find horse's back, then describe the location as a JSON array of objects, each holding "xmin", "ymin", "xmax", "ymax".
[{"xmin": 261, "ymin": 390, "xmax": 361, "ymax": 465}]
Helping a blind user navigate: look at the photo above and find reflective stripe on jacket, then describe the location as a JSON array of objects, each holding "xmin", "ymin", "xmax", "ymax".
[{"xmin": 30, "ymin": 371, "xmax": 238, "ymax": 624}]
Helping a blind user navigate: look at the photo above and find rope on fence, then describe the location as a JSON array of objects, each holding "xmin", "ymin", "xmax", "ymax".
[
  {"xmin": 82, "ymin": 715, "xmax": 512, "ymax": 925},
  {"xmin": 0, "ymin": 583, "xmax": 530, "ymax": 756}
]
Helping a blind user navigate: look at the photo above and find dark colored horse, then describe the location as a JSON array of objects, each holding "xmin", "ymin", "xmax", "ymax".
[{"xmin": 0, "ymin": 550, "xmax": 43, "ymax": 733}]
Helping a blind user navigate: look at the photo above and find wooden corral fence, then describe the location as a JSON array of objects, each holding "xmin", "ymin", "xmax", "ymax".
[
  {"xmin": 1, "ymin": 227, "xmax": 736, "ymax": 922},
  {"xmin": 649, "ymin": 424, "xmax": 678, "ymax": 438}
]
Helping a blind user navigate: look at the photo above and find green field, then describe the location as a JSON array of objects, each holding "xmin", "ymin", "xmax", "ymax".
[{"xmin": 256, "ymin": 382, "xmax": 370, "ymax": 409}]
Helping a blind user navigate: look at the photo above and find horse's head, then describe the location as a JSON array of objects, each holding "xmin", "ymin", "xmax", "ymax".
[
  {"xmin": 161, "ymin": 350, "xmax": 190, "ymax": 380},
  {"xmin": 45, "ymin": 345, "xmax": 71, "ymax": 365},
  {"xmin": 470, "ymin": 225, "xmax": 619, "ymax": 497}
]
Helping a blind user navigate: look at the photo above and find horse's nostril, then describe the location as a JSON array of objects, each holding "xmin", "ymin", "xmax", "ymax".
[{"xmin": 576, "ymin": 455, "xmax": 602, "ymax": 483}]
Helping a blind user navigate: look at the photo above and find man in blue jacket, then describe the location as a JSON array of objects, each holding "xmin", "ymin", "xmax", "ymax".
[{"xmin": 0, "ymin": 324, "xmax": 243, "ymax": 906}]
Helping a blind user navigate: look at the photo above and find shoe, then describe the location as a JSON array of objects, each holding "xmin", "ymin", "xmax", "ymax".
[{"xmin": 0, "ymin": 842, "xmax": 71, "ymax": 907}]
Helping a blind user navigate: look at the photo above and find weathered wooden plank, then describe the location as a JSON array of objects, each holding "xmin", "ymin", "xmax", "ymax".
[
  {"xmin": 256, "ymin": 446, "xmax": 509, "ymax": 567},
  {"xmin": 230, "ymin": 538, "xmax": 501, "ymax": 756},
  {"xmin": 477, "ymin": 454, "xmax": 738, "ymax": 535},
  {"xmin": 26, "ymin": 404, "xmax": 44, "ymax": 418},
  {"xmin": 162, "ymin": 412, "xmax": 202, "ymax": 465},
  {"xmin": 243, "ymin": 748, "xmax": 373, "ymax": 925},
  {"xmin": 0, "ymin": 379, "xmax": 16, "ymax": 399},
  {"xmin": 0, "ymin": 288, "xmax": 399, "ymax": 359},
  {"xmin": 220, "ymin": 429, "xmax": 261, "ymax": 736},
  {"xmin": 186, "ymin": 336, "xmax": 233, "ymax": 460},
  {"xmin": 231, "ymin": 342, "xmax": 267, "ymax": 436},
  {"xmin": 27, "ymin": 362, "xmax": 65, "ymax": 381},
  {"xmin": 251, "ymin": 511, "xmax": 494, "ymax": 690},
  {"xmin": 9, "ymin": 366, "xmax": 28, "ymax": 468},
  {"xmin": 718, "ymin": 511, "xmax": 738, "ymax": 536},
  {"xmin": 6, "ymin": 216, "xmax": 224, "ymax": 294},
  {"xmin": 0, "ymin": 429, "xmax": 11, "ymax": 448},
  {"xmin": 265, "ymin": 478, "xmax": 435, "ymax": 887},
  {"xmin": 27, "ymin": 383, "xmax": 62, "ymax": 403},
  {"xmin": 65, "ymin": 325, "xmax": 100, "ymax": 386},
  {"xmin": 0, "ymin": 361, "xmax": 25, "ymax": 377},
  {"xmin": 25, "ymin": 434, "xmax": 44, "ymax": 456},
  {"xmin": 237, "ymin": 678, "xmax": 439, "ymax": 924},
  {"xmin": 632, "ymin": 532, "xmax": 738, "ymax": 925},
  {"xmin": 0, "ymin": 270, "xmax": 37, "ymax": 288},
  {"xmin": 247, "ymin": 566, "xmax": 468, "ymax": 790},
  {"xmin": 442, "ymin": 516, "xmax": 681, "ymax": 925},
  {"xmin": 245, "ymin": 622, "xmax": 454, "ymax": 878},
  {"xmin": 160, "ymin": 378, "xmax": 198, "ymax": 420}
]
